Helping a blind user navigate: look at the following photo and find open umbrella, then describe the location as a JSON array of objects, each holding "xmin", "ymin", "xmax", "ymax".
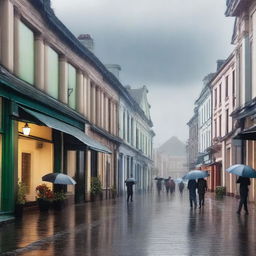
[
  {"xmin": 125, "ymin": 177, "xmax": 136, "ymax": 183},
  {"xmin": 42, "ymin": 173, "xmax": 76, "ymax": 185},
  {"xmin": 182, "ymin": 170, "xmax": 209, "ymax": 180},
  {"xmin": 226, "ymin": 164, "xmax": 256, "ymax": 178},
  {"xmin": 175, "ymin": 178, "xmax": 184, "ymax": 183},
  {"xmin": 154, "ymin": 177, "xmax": 164, "ymax": 180}
]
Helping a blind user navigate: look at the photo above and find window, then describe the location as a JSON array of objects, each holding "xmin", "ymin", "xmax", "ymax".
[
  {"xmin": 46, "ymin": 46, "xmax": 59, "ymax": 98},
  {"xmin": 219, "ymin": 84, "xmax": 222, "ymax": 104},
  {"xmin": 68, "ymin": 64, "xmax": 76, "ymax": 109},
  {"xmin": 131, "ymin": 118, "xmax": 134, "ymax": 145},
  {"xmin": 232, "ymin": 70, "xmax": 235, "ymax": 107},
  {"xmin": 225, "ymin": 75, "xmax": 229, "ymax": 98},
  {"xmin": 18, "ymin": 21, "xmax": 34, "ymax": 84},
  {"xmin": 127, "ymin": 114, "xmax": 130, "ymax": 143},
  {"xmin": 219, "ymin": 115, "xmax": 222, "ymax": 137},
  {"xmin": 214, "ymin": 88, "xmax": 217, "ymax": 108},
  {"xmin": 214, "ymin": 119, "xmax": 217, "ymax": 138},
  {"xmin": 123, "ymin": 111, "xmax": 126, "ymax": 139},
  {"xmin": 226, "ymin": 109, "xmax": 229, "ymax": 134}
]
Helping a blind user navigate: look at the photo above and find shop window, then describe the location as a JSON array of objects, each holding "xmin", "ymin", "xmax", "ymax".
[
  {"xmin": 68, "ymin": 64, "xmax": 77, "ymax": 109},
  {"xmin": 46, "ymin": 46, "xmax": 59, "ymax": 98},
  {"xmin": 21, "ymin": 153, "xmax": 31, "ymax": 193},
  {"xmin": 18, "ymin": 21, "xmax": 34, "ymax": 84}
]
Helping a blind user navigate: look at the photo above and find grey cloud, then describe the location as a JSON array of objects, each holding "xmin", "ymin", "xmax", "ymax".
[{"xmin": 51, "ymin": 0, "xmax": 234, "ymax": 144}]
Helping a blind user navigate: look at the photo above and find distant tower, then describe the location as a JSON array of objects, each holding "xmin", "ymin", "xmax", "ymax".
[{"xmin": 78, "ymin": 34, "xmax": 94, "ymax": 52}]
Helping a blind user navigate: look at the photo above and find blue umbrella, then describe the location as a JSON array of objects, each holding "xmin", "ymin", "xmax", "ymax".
[
  {"xmin": 226, "ymin": 164, "xmax": 256, "ymax": 178},
  {"xmin": 42, "ymin": 173, "xmax": 76, "ymax": 185},
  {"xmin": 175, "ymin": 178, "xmax": 184, "ymax": 183},
  {"xmin": 182, "ymin": 170, "xmax": 209, "ymax": 180}
]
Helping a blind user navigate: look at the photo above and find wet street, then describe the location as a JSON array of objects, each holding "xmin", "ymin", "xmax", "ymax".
[{"xmin": 1, "ymin": 191, "xmax": 256, "ymax": 256}]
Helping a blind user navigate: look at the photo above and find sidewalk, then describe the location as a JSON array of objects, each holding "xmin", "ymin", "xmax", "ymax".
[{"xmin": 1, "ymin": 192, "xmax": 256, "ymax": 256}]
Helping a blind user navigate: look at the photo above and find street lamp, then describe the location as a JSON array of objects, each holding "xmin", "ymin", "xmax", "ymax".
[{"xmin": 22, "ymin": 123, "xmax": 31, "ymax": 136}]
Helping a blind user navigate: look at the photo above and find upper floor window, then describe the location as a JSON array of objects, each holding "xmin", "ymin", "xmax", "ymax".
[
  {"xmin": 225, "ymin": 75, "xmax": 229, "ymax": 98},
  {"xmin": 219, "ymin": 83, "xmax": 222, "ymax": 104},
  {"xmin": 18, "ymin": 21, "xmax": 34, "ymax": 84},
  {"xmin": 226, "ymin": 109, "xmax": 229, "ymax": 134},
  {"xmin": 232, "ymin": 70, "xmax": 235, "ymax": 107},
  {"xmin": 68, "ymin": 64, "xmax": 76, "ymax": 109},
  {"xmin": 46, "ymin": 46, "xmax": 59, "ymax": 99},
  {"xmin": 214, "ymin": 88, "xmax": 217, "ymax": 108}
]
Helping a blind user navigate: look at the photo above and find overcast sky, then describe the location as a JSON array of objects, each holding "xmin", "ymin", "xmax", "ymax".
[{"xmin": 51, "ymin": 0, "xmax": 234, "ymax": 147}]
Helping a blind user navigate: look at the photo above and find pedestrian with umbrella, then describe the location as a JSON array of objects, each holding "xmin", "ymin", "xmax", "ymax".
[
  {"xmin": 183, "ymin": 170, "xmax": 209, "ymax": 209},
  {"xmin": 226, "ymin": 164, "xmax": 256, "ymax": 215},
  {"xmin": 197, "ymin": 178, "xmax": 207, "ymax": 208},
  {"xmin": 125, "ymin": 177, "xmax": 136, "ymax": 203}
]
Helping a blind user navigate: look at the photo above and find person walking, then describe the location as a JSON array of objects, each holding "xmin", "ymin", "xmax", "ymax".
[
  {"xmin": 236, "ymin": 176, "xmax": 250, "ymax": 215},
  {"xmin": 188, "ymin": 179, "xmax": 197, "ymax": 208},
  {"xmin": 164, "ymin": 177, "xmax": 171, "ymax": 195},
  {"xmin": 125, "ymin": 178, "xmax": 135, "ymax": 203},
  {"xmin": 178, "ymin": 181, "xmax": 185, "ymax": 194},
  {"xmin": 170, "ymin": 178, "xmax": 176, "ymax": 194},
  {"xmin": 197, "ymin": 178, "xmax": 207, "ymax": 208},
  {"xmin": 156, "ymin": 179, "xmax": 162, "ymax": 196}
]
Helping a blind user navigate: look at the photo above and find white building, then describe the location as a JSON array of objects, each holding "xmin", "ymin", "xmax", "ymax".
[
  {"xmin": 118, "ymin": 86, "xmax": 154, "ymax": 193},
  {"xmin": 195, "ymin": 74, "xmax": 214, "ymax": 167}
]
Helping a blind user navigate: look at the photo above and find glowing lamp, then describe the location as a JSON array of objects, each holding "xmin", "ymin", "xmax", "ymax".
[{"xmin": 22, "ymin": 123, "xmax": 31, "ymax": 136}]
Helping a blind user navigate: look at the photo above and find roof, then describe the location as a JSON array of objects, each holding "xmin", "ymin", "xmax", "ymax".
[
  {"xmin": 126, "ymin": 87, "xmax": 144, "ymax": 105},
  {"xmin": 28, "ymin": 0, "xmax": 153, "ymax": 127},
  {"xmin": 158, "ymin": 137, "xmax": 186, "ymax": 157}
]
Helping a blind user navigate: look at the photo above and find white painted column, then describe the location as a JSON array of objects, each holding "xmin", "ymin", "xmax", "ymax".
[
  {"xmin": 76, "ymin": 71, "xmax": 84, "ymax": 114},
  {"xmin": 1, "ymin": 0, "xmax": 14, "ymax": 72},
  {"xmin": 13, "ymin": 12, "xmax": 20, "ymax": 76}
]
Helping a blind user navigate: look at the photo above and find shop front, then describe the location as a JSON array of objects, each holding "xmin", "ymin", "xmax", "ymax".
[{"xmin": 0, "ymin": 76, "xmax": 110, "ymax": 214}]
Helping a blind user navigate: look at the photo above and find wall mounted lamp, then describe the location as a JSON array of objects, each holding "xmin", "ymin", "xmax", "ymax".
[{"xmin": 22, "ymin": 123, "xmax": 31, "ymax": 136}]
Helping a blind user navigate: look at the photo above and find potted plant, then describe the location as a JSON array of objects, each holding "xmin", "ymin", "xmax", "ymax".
[
  {"xmin": 36, "ymin": 184, "xmax": 54, "ymax": 212},
  {"xmin": 15, "ymin": 181, "xmax": 26, "ymax": 218},
  {"xmin": 53, "ymin": 191, "xmax": 66, "ymax": 211},
  {"xmin": 90, "ymin": 177, "xmax": 103, "ymax": 201},
  {"xmin": 216, "ymin": 186, "xmax": 226, "ymax": 199}
]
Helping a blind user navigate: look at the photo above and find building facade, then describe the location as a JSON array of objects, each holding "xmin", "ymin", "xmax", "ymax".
[
  {"xmin": 225, "ymin": 0, "xmax": 256, "ymax": 201},
  {"xmin": 118, "ymin": 86, "xmax": 154, "ymax": 193},
  {"xmin": 210, "ymin": 54, "xmax": 237, "ymax": 193},
  {"xmin": 195, "ymin": 74, "xmax": 214, "ymax": 169},
  {"xmin": 187, "ymin": 107, "xmax": 199, "ymax": 170},
  {"xmin": 0, "ymin": 0, "xmax": 154, "ymax": 214}
]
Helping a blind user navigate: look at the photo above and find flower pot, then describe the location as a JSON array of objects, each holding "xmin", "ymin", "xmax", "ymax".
[
  {"xmin": 53, "ymin": 200, "xmax": 65, "ymax": 211},
  {"xmin": 15, "ymin": 204, "xmax": 24, "ymax": 218},
  {"xmin": 37, "ymin": 198, "xmax": 51, "ymax": 212}
]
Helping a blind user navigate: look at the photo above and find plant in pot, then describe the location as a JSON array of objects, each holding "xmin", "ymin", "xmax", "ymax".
[
  {"xmin": 53, "ymin": 191, "xmax": 66, "ymax": 211},
  {"xmin": 90, "ymin": 177, "xmax": 103, "ymax": 201},
  {"xmin": 216, "ymin": 186, "xmax": 226, "ymax": 199},
  {"xmin": 36, "ymin": 184, "xmax": 54, "ymax": 212},
  {"xmin": 15, "ymin": 181, "xmax": 26, "ymax": 218}
]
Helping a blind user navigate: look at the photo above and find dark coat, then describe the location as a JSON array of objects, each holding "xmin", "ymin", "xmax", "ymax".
[
  {"xmin": 197, "ymin": 179, "xmax": 207, "ymax": 194},
  {"xmin": 188, "ymin": 180, "xmax": 197, "ymax": 192},
  {"xmin": 236, "ymin": 177, "xmax": 250, "ymax": 196}
]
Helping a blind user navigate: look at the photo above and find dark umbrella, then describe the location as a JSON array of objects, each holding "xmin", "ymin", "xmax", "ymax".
[{"xmin": 42, "ymin": 173, "xmax": 76, "ymax": 185}]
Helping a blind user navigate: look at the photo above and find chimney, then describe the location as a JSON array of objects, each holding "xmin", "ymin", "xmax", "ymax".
[
  {"xmin": 105, "ymin": 64, "xmax": 121, "ymax": 80},
  {"xmin": 216, "ymin": 59, "xmax": 226, "ymax": 72},
  {"xmin": 78, "ymin": 34, "xmax": 94, "ymax": 52}
]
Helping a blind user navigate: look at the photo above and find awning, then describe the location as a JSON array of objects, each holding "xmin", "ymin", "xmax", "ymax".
[
  {"xmin": 233, "ymin": 125, "xmax": 256, "ymax": 141},
  {"xmin": 21, "ymin": 107, "xmax": 112, "ymax": 154}
]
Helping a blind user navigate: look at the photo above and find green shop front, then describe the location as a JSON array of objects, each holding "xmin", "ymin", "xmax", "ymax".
[{"xmin": 0, "ymin": 67, "xmax": 110, "ymax": 215}]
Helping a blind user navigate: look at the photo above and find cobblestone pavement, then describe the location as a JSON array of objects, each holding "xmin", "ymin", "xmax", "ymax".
[{"xmin": 1, "ymin": 191, "xmax": 256, "ymax": 256}]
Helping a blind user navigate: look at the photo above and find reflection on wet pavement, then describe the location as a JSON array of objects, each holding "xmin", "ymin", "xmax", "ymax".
[{"xmin": 1, "ymin": 192, "xmax": 256, "ymax": 255}]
